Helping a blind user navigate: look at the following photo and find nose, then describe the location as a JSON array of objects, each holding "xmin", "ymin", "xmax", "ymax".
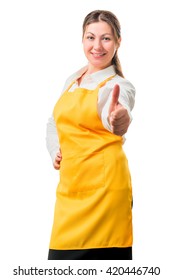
[{"xmin": 93, "ymin": 39, "xmax": 103, "ymax": 51}]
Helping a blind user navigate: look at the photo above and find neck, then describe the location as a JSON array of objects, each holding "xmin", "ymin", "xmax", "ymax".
[
  {"xmin": 77, "ymin": 70, "xmax": 88, "ymax": 86},
  {"xmin": 87, "ymin": 62, "xmax": 112, "ymax": 74}
]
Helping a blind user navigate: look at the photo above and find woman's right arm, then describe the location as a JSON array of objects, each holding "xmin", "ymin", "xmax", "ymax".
[{"xmin": 46, "ymin": 115, "xmax": 61, "ymax": 168}]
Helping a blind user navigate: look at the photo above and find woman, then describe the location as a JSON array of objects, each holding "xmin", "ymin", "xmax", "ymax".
[{"xmin": 46, "ymin": 10, "xmax": 135, "ymax": 260}]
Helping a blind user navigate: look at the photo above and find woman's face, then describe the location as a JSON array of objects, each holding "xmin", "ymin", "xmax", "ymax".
[{"xmin": 83, "ymin": 21, "xmax": 119, "ymax": 73}]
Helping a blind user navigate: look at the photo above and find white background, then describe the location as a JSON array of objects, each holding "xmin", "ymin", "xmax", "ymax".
[{"xmin": 0, "ymin": 0, "xmax": 173, "ymax": 278}]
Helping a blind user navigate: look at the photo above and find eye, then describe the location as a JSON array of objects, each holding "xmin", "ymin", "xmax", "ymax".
[
  {"xmin": 103, "ymin": 37, "xmax": 111, "ymax": 41},
  {"xmin": 86, "ymin": 36, "xmax": 94, "ymax": 40}
]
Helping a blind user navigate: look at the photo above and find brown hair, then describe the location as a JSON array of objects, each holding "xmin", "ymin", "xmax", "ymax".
[{"xmin": 82, "ymin": 10, "xmax": 124, "ymax": 78}]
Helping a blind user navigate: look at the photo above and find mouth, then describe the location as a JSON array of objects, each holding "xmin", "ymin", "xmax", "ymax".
[{"xmin": 91, "ymin": 52, "xmax": 106, "ymax": 57}]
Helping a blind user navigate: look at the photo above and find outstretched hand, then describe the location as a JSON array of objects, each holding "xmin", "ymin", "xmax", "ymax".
[{"xmin": 108, "ymin": 84, "xmax": 130, "ymax": 136}]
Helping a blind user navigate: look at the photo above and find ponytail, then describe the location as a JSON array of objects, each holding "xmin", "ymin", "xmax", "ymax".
[{"xmin": 112, "ymin": 51, "xmax": 124, "ymax": 78}]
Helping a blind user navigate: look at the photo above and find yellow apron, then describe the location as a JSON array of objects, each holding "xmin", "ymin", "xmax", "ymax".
[{"xmin": 50, "ymin": 76, "xmax": 133, "ymax": 250}]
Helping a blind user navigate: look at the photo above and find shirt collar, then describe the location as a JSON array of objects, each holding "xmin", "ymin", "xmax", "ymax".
[{"xmin": 74, "ymin": 65, "xmax": 116, "ymax": 84}]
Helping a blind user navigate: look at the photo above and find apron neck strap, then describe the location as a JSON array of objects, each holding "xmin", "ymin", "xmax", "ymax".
[
  {"xmin": 97, "ymin": 75, "xmax": 116, "ymax": 88},
  {"xmin": 66, "ymin": 74, "xmax": 116, "ymax": 92},
  {"xmin": 65, "ymin": 80, "xmax": 76, "ymax": 92}
]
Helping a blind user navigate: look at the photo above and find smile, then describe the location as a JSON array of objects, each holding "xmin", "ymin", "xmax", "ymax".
[{"xmin": 91, "ymin": 53, "xmax": 106, "ymax": 57}]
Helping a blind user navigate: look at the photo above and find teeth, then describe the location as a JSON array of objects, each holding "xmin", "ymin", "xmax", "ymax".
[{"xmin": 93, "ymin": 53, "xmax": 105, "ymax": 57}]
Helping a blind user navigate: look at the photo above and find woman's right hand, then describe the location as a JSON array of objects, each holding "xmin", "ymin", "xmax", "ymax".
[{"xmin": 53, "ymin": 151, "xmax": 62, "ymax": 170}]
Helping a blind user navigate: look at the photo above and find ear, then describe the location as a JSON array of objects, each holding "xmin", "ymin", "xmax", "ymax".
[
  {"xmin": 117, "ymin": 37, "xmax": 122, "ymax": 47},
  {"xmin": 115, "ymin": 37, "xmax": 121, "ymax": 51}
]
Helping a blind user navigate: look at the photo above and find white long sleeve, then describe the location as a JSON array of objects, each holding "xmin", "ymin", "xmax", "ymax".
[
  {"xmin": 46, "ymin": 115, "xmax": 60, "ymax": 163},
  {"xmin": 46, "ymin": 65, "xmax": 135, "ymax": 163}
]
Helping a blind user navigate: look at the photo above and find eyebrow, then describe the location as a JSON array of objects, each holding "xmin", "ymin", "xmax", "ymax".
[{"xmin": 86, "ymin": 32, "xmax": 113, "ymax": 36}]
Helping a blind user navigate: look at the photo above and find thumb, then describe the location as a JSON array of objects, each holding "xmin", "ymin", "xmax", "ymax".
[{"xmin": 109, "ymin": 84, "xmax": 120, "ymax": 114}]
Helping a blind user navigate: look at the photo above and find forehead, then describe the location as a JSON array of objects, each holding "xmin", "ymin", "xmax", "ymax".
[{"xmin": 85, "ymin": 21, "xmax": 113, "ymax": 35}]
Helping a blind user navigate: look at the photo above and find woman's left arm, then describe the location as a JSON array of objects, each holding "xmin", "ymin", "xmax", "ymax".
[{"xmin": 101, "ymin": 79, "xmax": 135, "ymax": 136}]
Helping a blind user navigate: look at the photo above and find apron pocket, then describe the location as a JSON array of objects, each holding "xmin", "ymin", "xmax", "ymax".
[{"xmin": 58, "ymin": 152, "xmax": 105, "ymax": 193}]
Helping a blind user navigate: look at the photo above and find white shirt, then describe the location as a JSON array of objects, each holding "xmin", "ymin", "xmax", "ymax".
[{"xmin": 46, "ymin": 65, "xmax": 135, "ymax": 163}]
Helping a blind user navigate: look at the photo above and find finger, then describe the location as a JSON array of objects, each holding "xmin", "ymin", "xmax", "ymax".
[
  {"xmin": 56, "ymin": 151, "xmax": 62, "ymax": 157},
  {"xmin": 53, "ymin": 161, "xmax": 60, "ymax": 170},
  {"xmin": 112, "ymin": 121, "xmax": 128, "ymax": 131},
  {"xmin": 110, "ymin": 108, "xmax": 128, "ymax": 124},
  {"xmin": 54, "ymin": 153, "xmax": 62, "ymax": 170},
  {"xmin": 56, "ymin": 152, "xmax": 62, "ymax": 159},
  {"xmin": 56, "ymin": 154, "xmax": 62, "ymax": 161},
  {"xmin": 53, "ymin": 163, "xmax": 60, "ymax": 170},
  {"xmin": 112, "ymin": 84, "xmax": 120, "ymax": 105},
  {"xmin": 111, "ymin": 116, "xmax": 130, "ymax": 130},
  {"xmin": 113, "ymin": 128, "xmax": 127, "ymax": 136},
  {"xmin": 55, "ymin": 159, "xmax": 61, "ymax": 166},
  {"xmin": 109, "ymin": 84, "xmax": 120, "ymax": 115},
  {"xmin": 110, "ymin": 111, "xmax": 130, "ymax": 135},
  {"xmin": 110, "ymin": 109, "xmax": 124, "ymax": 120},
  {"xmin": 111, "ymin": 119, "xmax": 128, "ymax": 133}
]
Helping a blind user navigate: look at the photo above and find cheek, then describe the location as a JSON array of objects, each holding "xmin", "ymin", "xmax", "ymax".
[
  {"xmin": 83, "ymin": 41, "xmax": 92, "ymax": 53},
  {"xmin": 106, "ymin": 42, "xmax": 116, "ymax": 51},
  {"xmin": 83, "ymin": 45, "xmax": 88, "ymax": 56},
  {"xmin": 106, "ymin": 45, "xmax": 116, "ymax": 58}
]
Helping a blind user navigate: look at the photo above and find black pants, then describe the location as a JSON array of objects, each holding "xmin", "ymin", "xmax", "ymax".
[{"xmin": 48, "ymin": 247, "xmax": 132, "ymax": 260}]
